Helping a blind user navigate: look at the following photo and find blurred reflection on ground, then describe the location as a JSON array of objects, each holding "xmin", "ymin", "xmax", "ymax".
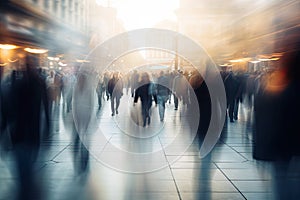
[{"xmin": 0, "ymin": 93, "xmax": 299, "ymax": 200}]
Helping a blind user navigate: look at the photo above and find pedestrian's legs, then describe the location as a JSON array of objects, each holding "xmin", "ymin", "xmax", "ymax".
[
  {"xmin": 147, "ymin": 101, "xmax": 152, "ymax": 125},
  {"xmin": 98, "ymin": 93, "xmax": 102, "ymax": 109},
  {"xmin": 115, "ymin": 96, "xmax": 120, "ymax": 114},
  {"xmin": 67, "ymin": 93, "xmax": 72, "ymax": 112},
  {"xmin": 228, "ymin": 99, "xmax": 235, "ymax": 122},
  {"xmin": 131, "ymin": 87, "xmax": 135, "ymax": 97},
  {"xmin": 111, "ymin": 95, "xmax": 115, "ymax": 116},
  {"xmin": 233, "ymin": 98, "xmax": 239, "ymax": 120},
  {"xmin": 141, "ymin": 104, "xmax": 147, "ymax": 127},
  {"xmin": 248, "ymin": 94, "xmax": 253, "ymax": 109},
  {"xmin": 153, "ymin": 94, "xmax": 158, "ymax": 105},
  {"xmin": 158, "ymin": 96, "xmax": 166, "ymax": 121},
  {"xmin": 80, "ymin": 141, "xmax": 89, "ymax": 171},
  {"xmin": 174, "ymin": 94, "xmax": 178, "ymax": 110},
  {"xmin": 106, "ymin": 90, "xmax": 109, "ymax": 100}
]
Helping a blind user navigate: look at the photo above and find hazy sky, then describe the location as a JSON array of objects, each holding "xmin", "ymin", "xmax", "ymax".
[{"xmin": 96, "ymin": 0, "xmax": 179, "ymax": 30}]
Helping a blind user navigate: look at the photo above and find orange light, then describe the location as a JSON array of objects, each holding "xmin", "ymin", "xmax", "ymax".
[
  {"xmin": 0, "ymin": 63, "xmax": 8, "ymax": 67},
  {"xmin": 270, "ymin": 57, "xmax": 280, "ymax": 61},
  {"xmin": 229, "ymin": 59, "xmax": 242, "ymax": 63},
  {"xmin": 0, "ymin": 44, "xmax": 17, "ymax": 50},
  {"xmin": 249, "ymin": 60, "xmax": 260, "ymax": 64},
  {"xmin": 8, "ymin": 58, "xmax": 18, "ymax": 62},
  {"xmin": 259, "ymin": 58, "xmax": 280, "ymax": 61},
  {"xmin": 24, "ymin": 48, "xmax": 48, "ymax": 54}
]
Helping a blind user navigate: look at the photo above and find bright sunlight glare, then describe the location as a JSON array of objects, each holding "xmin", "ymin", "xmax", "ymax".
[{"xmin": 97, "ymin": 0, "xmax": 179, "ymax": 30}]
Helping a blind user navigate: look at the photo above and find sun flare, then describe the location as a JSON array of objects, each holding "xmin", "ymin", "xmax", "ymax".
[{"xmin": 97, "ymin": 0, "xmax": 179, "ymax": 30}]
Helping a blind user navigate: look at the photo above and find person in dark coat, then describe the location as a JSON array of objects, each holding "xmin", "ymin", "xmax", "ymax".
[
  {"xmin": 134, "ymin": 72, "xmax": 154, "ymax": 127},
  {"xmin": 189, "ymin": 70, "xmax": 211, "ymax": 144},
  {"xmin": 253, "ymin": 26, "xmax": 300, "ymax": 200},
  {"xmin": 233, "ymin": 71, "xmax": 246, "ymax": 120},
  {"xmin": 1, "ymin": 56, "xmax": 50, "ymax": 200},
  {"xmin": 107, "ymin": 72, "xmax": 123, "ymax": 116},
  {"xmin": 223, "ymin": 71, "xmax": 239, "ymax": 122}
]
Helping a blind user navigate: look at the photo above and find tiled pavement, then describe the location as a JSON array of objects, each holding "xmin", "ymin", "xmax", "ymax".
[{"xmin": 0, "ymin": 93, "xmax": 299, "ymax": 200}]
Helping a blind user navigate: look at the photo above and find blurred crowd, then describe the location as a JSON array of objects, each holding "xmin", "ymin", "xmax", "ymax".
[{"xmin": 0, "ymin": 27, "xmax": 300, "ymax": 199}]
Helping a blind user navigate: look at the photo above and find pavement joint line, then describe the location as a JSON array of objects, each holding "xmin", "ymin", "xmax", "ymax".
[
  {"xmin": 50, "ymin": 142, "xmax": 72, "ymax": 161},
  {"xmin": 158, "ymin": 135, "xmax": 183, "ymax": 200},
  {"xmin": 214, "ymin": 162, "xmax": 248, "ymax": 200},
  {"xmin": 222, "ymin": 141, "xmax": 250, "ymax": 162}
]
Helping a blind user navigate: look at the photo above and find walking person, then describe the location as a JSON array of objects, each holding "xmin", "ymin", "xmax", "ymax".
[
  {"xmin": 1, "ymin": 56, "xmax": 50, "ymax": 200},
  {"xmin": 172, "ymin": 70, "xmax": 189, "ymax": 110},
  {"xmin": 46, "ymin": 70, "xmax": 56, "ymax": 113},
  {"xmin": 103, "ymin": 71, "xmax": 110, "ymax": 101},
  {"xmin": 107, "ymin": 72, "xmax": 123, "ymax": 116},
  {"xmin": 223, "ymin": 71, "xmax": 239, "ymax": 122},
  {"xmin": 72, "ymin": 70, "xmax": 97, "ymax": 174},
  {"xmin": 130, "ymin": 70, "xmax": 139, "ymax": 98},
  {"xmin": 156, "ymin": 71, "xmax": 170, "ymax": 122},
  {"xmin": 54, "ymin": 71, "xmax": 63, "ymax": 105},
  {"xmin": 62, "ymin": 71, "xmax": 76, "ymax": 113},
  {"xmin": 96, "ymin": 74, "xmax": 105, "ymax": 110},
  {"xmin": 133, "ymin": 72, "xmax": 154, "ymax": 127}
]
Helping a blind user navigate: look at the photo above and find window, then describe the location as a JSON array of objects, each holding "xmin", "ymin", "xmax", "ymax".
[
  {"xmin": 53, "ymin": 0, "xmax": 58, "ymax": 13},
  {"xmin": 44, "ymin": 0, "xmax": 49, "ymax": 9},
  {"xmin": 61, "ymin": 0, "xmax": 66, "ymax": 19}
]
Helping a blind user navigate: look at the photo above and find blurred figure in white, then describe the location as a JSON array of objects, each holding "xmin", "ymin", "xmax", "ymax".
[
  {"xmin": 72, "ymin": 70, "xmax": 97, "ymax": 173},
  {"xmin": 46, "ymin": 70, "xmax": 56, "ymax": 112},
  {"xmin": 96, "ymin": 74, "xmax": 105, "ymax": 110},
  {"xmin": 172, "ymin": 70, "xmax": 190, "ymax": 110},
  {"xmin": 62, "ymin": 70, "xmax": 76, "ymax": 113}
]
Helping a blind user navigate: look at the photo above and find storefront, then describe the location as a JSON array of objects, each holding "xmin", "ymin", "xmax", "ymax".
[{"xmin": 0, "ymin": 0, "xmax": 88, "ymax": 71}]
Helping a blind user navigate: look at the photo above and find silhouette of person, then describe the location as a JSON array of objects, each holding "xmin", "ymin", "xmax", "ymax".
[
  {"xmin": 223, "ymin": 71, "xmax": 239, "ymax": 122},
  {"xmin": 156, "ymin": 71, "xmax": 170, "ymax": 122},
  {"xmin": 253, "ymin": 26, "xmax": 300, "ymax": 200},
  {"xmin": 72, "ymin": 71, "xmax": 96, "ymax": 174},
  {"xmin": 1, "ymin": 55, "xmax": 50, "ymax": 200},
  {"xmin": 107, "ymin": 72, "xmax": 123, "ymax": 116},
  {"xmin": 96, "ymin": 74, "xmax": 105, "ymax": 110},
  {"xmin": 133, "ymin": 72, "xmax": 154, "ymax": 127},
  {"xmin": 189, "ymin": 70, "xmax": 211, "ymax": 145},
  {"xmin": 172, "ymin": 70, "xmax": 189, "ymax": 110},
  {"xmin": 130, "ymin": 70, "xmax": 139, "ymax": 98},
  {"xmin": 62, "ymin": 70, "xmax": 76, "ymax": 113}
]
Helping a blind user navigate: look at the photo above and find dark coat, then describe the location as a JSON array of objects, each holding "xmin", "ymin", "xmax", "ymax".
[
  {"xmin": 107, "ymin": 77, "xmax": 123, "ymax": 97},
  {"xmin": 254, "ymin": 80, "xmax": 300, "ymax": 160},
  {"xmin": 2, "ymin": 69, "xmax": 49, "ymax": 148},
  {"xmin": 134, "ymin": 82, "xmax": 153, "ymax": 109},
  {"xmin": 224, "ymin": 73, "xmax": 239, "ymax": 103}
]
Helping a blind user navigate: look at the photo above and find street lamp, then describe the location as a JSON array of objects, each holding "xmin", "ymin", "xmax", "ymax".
[
  {"xmin": 24, "ymin": 48, "xmax": 48, "ymax": 54},
  {"xmin": 0, "ymin": 44, "xmax": 17, "ymax": 50},
  {"xmin": 0, "ymin": 44, "xmax": 18, "ymax": 66},
  {"xmin": 0, "ymin": 44, "xmax": 18, "ymax": 103}
]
